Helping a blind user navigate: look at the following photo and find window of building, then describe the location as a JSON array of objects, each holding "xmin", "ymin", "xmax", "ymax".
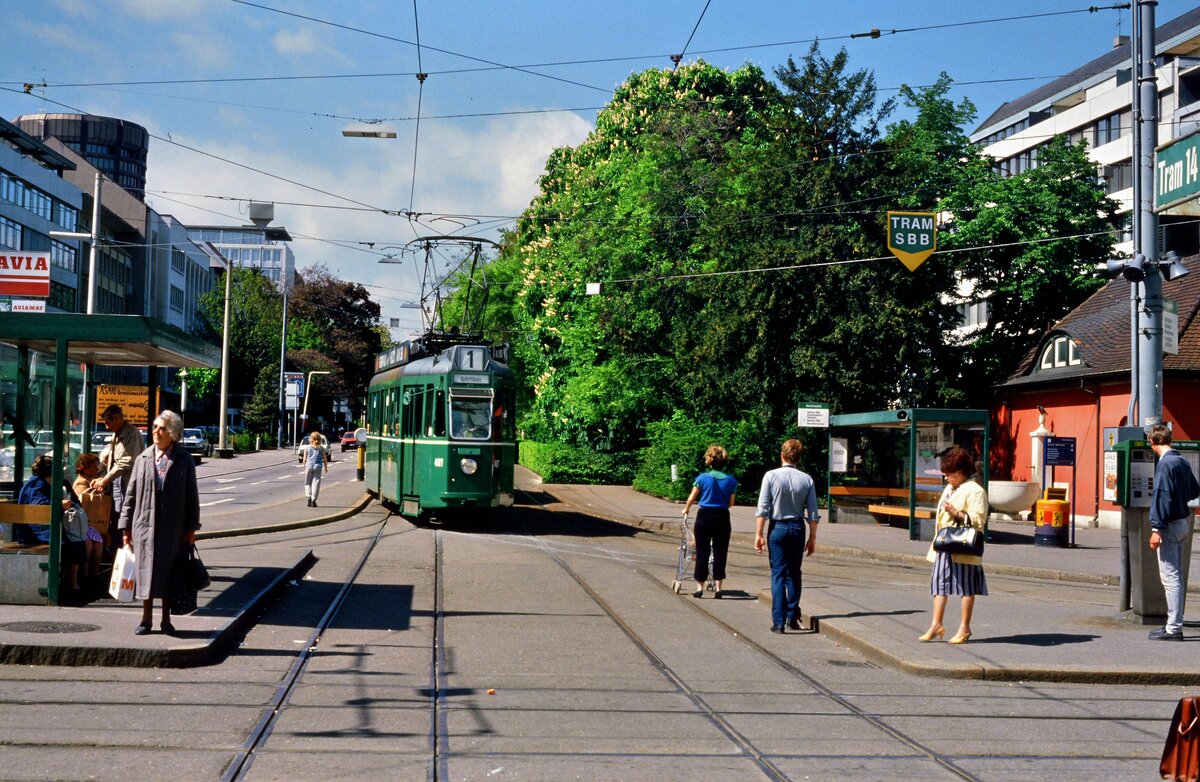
[
  {"xmin": 48, "ymin": 281, "xmax": 76, "ymax": 312},
  {"xmin": 0, "ymin": 215, "xmax": 22, "ymax": 249},
  {"xmin": 1037, "ymin": 335, "xmax": 1082, "ymax": 371},
  {"xmin": 1101, "ymin": 160, "xmax": 1134, "ymax": 193},
  {"xmin": 53, "ymin": 201, "xmax": 79, "ymax": 231},
  {"xmin": 1092, "ymin": 112, "xmax": 1123, "ymax": 146},
  {"xmin": 169, "ymin": 284, "xmax": 185, "ymax": 312},
  {"xmin": 50, "ymin": 239, "xmax": 76, "ymax": 273},
  {"xmin": 171, "ymin": 248, "xmax": 186, "ymax": 273}
]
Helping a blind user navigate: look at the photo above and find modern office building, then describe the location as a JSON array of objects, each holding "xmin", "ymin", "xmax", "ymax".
[
  {"xmin": 14, "ymin": 114, "xmax": 150, "ymax": 201},
  {"xmin": 147, "ymin": 212, "xmax": 215, "ymax": 333},
  {"xmin": 187, "ymin": 221, "xmax": 295, "ymax": 292},
  {"xmin": 971, "ymin": 6, "xmax": 1200, "ymax": 256},
  {"xmin": 0, "ymin": 117, "xmax": 84, "ymax": 313}
]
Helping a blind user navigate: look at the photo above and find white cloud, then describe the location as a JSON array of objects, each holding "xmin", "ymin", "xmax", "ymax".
[
  {"xmin": 142, "ymin": 108, "xmax": 593, "ymax": 328},
  {"xmin": 112, "ymin": 0, "xmax": 219, "ymax": 22}
]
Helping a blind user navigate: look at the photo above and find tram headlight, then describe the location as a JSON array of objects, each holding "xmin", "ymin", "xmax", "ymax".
[{"xmin": 460, "ymin": 458, "xmax": 478, "ymax": 475}]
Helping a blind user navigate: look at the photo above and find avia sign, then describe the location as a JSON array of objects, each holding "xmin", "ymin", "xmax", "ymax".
[
  {"xmin": 0, "ymin": 254, "xmax": 50, "ymax": 297},
  {"xmin": 886, "ymin": 212, "xmax": 937, "ymax": 271}
]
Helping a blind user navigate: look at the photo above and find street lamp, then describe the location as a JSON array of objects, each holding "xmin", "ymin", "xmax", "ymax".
[
  {"xmin": 205, "ymin": 243, "xmax": 234, "ymax": 456},
  {"xmin": 342, "ymin": 121, "xmax": 398, "ymax": 138},
  {"xmin": 300, "ymin": 370, "xmax": 331, "ymax": 435},
  {"xmin": 49, "ymin": 172, "xmax": 103, "ymax": 315}
]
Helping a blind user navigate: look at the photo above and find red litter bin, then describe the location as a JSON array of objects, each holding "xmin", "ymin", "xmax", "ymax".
[{"xmin": 1034, "ymin": 498, "xmax": 1070, "ymax": 547}]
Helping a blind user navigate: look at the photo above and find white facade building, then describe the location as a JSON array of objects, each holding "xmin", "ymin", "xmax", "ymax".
[{"xmin": 971, "ymin": 7, "xmax": 1200, "ymax": 258}]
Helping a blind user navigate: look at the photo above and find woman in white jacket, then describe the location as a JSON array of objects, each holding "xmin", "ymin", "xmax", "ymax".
[{"xmin": 919, "ymin": 446, "xmax": 988, "ymax": 645}]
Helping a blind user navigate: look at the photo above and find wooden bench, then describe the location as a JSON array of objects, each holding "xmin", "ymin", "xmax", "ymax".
[
  {"xmin": 831, "ymin": 486, "xmax": 941, "ymax": 502},
  {"xmin": 867, "ymin": 503, "xmax": 936, "ymax": 519},
  {"xmin": 0, "ymin": 503, "xmax": 51, "ymax": 604}
]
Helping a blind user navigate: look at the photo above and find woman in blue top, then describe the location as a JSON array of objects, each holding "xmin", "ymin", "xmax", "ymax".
[{"xmin": 681, "ymin": 445, "xmax": 738, "ymax": 598}]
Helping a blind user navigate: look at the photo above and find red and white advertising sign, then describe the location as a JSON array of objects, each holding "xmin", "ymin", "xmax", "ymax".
[
  {"xmin": 12, "ymin": 299, "xmax": 45, "ymax": 313},
  {"xmin": 0, "ymin": 254, "xmax": 51, "ymax": 297}
]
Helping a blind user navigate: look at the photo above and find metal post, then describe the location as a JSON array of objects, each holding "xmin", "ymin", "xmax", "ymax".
[
  {"xmin": 277, "ymin": 285, "xmax": 289, "ymax": 448},
  {"xmin": 1136, "ymin": 0, "xmax": 1164, "ymax": 429},
  {"xmin": 218, "ymin": 257, "xmax": 232, "ymax": 454}
]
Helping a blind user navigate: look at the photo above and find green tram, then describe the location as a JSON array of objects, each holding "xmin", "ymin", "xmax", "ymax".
[{"xmin": 365, "ymin": 332, "xmax": 516, "ymax": 520}]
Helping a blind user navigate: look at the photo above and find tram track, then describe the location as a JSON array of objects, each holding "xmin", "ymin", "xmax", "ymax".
[
  {"xmin": 510, "ymin": 489, "xmax": 985, "ymax": 782},
  {"xmin": 221, "ymin": 514, "xmax": 398, "ymax": 782}
]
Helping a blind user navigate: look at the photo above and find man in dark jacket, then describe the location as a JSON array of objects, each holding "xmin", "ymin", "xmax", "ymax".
[{"xmin": 1147, "ymin": 423, "xmax": 1200, "ymax": 641}]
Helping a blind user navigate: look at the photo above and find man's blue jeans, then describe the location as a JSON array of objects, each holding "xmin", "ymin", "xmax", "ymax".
[
  {"xmin": 767, "ymin": 521, "xmax": 806, "ymax": 627},
  {"xmin": 1157, "ymin": 517, "xmax": 1192, "ymax": 634}
]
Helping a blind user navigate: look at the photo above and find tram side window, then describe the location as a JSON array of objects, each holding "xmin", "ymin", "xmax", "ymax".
[
  {"xmin": 402, "ymin": 386, "xmax": 424, "ymax": 438},
  {"xmin": 450, "ymin": 395, "xmax": 491, "ymax": 440},
  {"xmin": 432, "ymin": 389, "xmax": 446, "ymax": 437},
  {"xmin": 494, "ymin": 390, "xmax": 514, "ymax": 441},
  {"xmin": 422, "ymin": 385, "xmax": 442, "ymax": 436}
]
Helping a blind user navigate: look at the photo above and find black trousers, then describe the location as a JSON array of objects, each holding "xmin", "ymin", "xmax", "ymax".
[{"xmin": 693, "ymin": 506, "xmax": 731, "ymax": 583}]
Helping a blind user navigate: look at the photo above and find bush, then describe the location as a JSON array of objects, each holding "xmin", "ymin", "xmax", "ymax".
[
  {"xmin": 231, "ymin": 431, "xmax": 275, "ymax": 453},
  {"xmin": 632, "ymin": 411, "xmax": 776, "ymax": 503},
  {"xmin": 519, "ymin": 441, "xmax": 637, "ymax": 484}
]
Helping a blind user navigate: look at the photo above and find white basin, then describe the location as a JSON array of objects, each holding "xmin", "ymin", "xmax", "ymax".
[{"xmin": 987, "ymin": 481, "xmax": 1041, "ymax": 513}]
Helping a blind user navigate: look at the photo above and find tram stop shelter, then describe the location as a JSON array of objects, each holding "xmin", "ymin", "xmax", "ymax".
[
  {"xmin": 0, "ymin": 313, "xmax": 219, "ymax": 606},
  {"xmin": 827, "ymin": 408, "xmax": 990, "ymax": 541}
]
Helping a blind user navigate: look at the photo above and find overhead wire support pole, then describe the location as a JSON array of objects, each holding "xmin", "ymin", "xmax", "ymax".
[{"xmin": 1135, "ymin": 0, "xmax": 1163, "ymax": 429}]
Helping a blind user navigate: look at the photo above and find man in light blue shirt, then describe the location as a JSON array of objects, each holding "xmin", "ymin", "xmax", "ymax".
[{"xmin": 755, "ymin": 439, "xmax": 819, "ymax": 633}]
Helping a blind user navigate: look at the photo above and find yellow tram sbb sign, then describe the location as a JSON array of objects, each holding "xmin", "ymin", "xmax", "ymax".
[{"xmin": 886, "ymin": 211, "xmax": 937, "ymax": 271}]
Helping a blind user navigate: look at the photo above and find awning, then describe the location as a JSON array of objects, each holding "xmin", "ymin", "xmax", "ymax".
[{"xmin": 0, "ymin": 313, "xmax": 220, "ymax": 368}]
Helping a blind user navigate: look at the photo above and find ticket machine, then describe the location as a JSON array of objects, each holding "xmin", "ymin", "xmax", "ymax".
[{"xmin": 1105, "ymin": 438, "xmax": 1200, "ymax": 622}]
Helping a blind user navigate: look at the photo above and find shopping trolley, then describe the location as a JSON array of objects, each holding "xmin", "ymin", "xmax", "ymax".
[{"xmin": 671, "ymin": 512, "xmax": 716, "ymax": 595}]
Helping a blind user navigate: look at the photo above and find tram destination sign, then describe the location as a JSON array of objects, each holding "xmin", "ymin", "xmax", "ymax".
[
  {"xmin": 886, "ymin": 211, "xmax": 937, "ymax": 271},
  {"xmin": 1156, "ymin": 131, "xmax": 1200, "ymax": 211}
]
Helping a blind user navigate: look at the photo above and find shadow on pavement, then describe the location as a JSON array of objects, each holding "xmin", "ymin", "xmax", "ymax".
[{"xmin": 971, "ymin": 632, "xmax": 1100, "ymax": 646}]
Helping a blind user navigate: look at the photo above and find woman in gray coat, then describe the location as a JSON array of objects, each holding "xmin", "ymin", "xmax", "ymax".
[{"xmin": 120, "ymin": 410, "xmax": 200, "ymax": 635}]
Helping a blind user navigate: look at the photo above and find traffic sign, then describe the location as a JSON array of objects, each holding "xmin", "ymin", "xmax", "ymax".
[
  {"xmin": 886, "ymin": 211, "xmax": 937, "ymax": 271},
  {"xmin": 1155, "ymin": 131, "xmax": 1200, "ymax": 211}
]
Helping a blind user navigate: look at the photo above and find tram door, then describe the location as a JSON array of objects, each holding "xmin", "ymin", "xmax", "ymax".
[{"xmin": 400, "ymin": 382, "xmax": 423, "ymax": 507}]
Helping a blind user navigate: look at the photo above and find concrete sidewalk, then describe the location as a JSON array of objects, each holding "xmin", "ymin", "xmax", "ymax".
[
  {"xmin": 0, "ymin": 467, "xmax": 375, "ymax": 668},
  {"xmin": 533, "ymin": 475, "xmax": 1200, "ymax": 685}
]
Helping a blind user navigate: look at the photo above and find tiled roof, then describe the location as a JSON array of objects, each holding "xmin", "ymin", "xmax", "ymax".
[
  {"xmin": 1000, "ymin": 255, "xmax": 1200, "ymax": 388},
  {"xmin": 975, "ymin": 7, "xmax": 1200, "ymax": 135}
]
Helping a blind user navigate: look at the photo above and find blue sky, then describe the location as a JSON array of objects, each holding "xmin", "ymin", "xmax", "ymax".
[{"xmin": 2, "ymin": 1, "xmax": 1192, "ymax": 333}]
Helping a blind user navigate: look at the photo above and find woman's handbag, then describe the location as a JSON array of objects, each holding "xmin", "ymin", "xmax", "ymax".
[
  {"xmin": 169, "ymin": 545, "xmax": 210, "ymax": 615},
  {"xmin": 62, "ymin": 504, "xmax": 89, "ymax": 544},
  {"xmin": 1161, "ymin": 696, "xmax": 1200, "ymax": 781},
  {"xmin": 932, "ymin": 523, "xmax": 984, "ymax": 557}
]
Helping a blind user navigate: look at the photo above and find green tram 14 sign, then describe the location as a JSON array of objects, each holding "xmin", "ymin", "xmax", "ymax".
[
  {"xmin": 1156, "ymin": 131, "xmax": 1200, "ymax": 211},
  {"xmin": 886, "ymin": 211, "xmax": 937, "ymax": 271}
]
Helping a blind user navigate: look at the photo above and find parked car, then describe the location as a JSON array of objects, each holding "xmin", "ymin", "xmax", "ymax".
[
  {"xmin": 296, "ymin": 433, "xmax": 331, "ymax": 464},
  {"xmin": 180, "ymin": 428, "xmax": 212, "ymax": 459},
  {"xmin": 340, "ymin": 431, "xmax": 359, "ymax": 452},
  {"xmin": 91, "ymin": 431, "xmax": 113, "ymax": 449}
]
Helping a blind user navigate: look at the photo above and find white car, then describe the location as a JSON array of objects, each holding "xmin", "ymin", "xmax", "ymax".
[{"xmin": 296, "ymin": 434, "xmax": 331, "ymax": 464}]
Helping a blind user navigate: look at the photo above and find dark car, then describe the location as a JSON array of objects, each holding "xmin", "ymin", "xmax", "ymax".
[{"xmin": 340, "ymin": 431, "xmax": 359, "ymax": 452}]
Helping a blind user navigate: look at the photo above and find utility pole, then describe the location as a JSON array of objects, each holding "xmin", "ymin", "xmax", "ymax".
[{"xmin": 1134, "ymin": 0, "xmax": 1164, "ymax": 430}]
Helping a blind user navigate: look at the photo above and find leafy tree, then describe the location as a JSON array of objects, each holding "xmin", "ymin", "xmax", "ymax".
[
  {"xmin": 911, "ymin": 86, "xmax": 1121, "ymax": 402},
  {"xmin": 195, "ymin": 267, "xmax": 283, "ymax": 427},
  {"xmin": 287, "ymin": 264, "xmax": 383, "ymax": 420}
]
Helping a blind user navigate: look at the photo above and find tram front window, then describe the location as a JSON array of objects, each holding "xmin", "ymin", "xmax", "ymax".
[{"xmin": 450, "ymin": 396, "xmax": 491, "ymax": 440}]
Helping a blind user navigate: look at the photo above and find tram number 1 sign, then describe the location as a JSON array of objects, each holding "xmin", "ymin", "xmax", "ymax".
[{"xmin": 886, "ymin": 212, "xmax": 937, "ymax": 271}]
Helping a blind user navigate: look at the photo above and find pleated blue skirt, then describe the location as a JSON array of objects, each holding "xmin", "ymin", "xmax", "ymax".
[{"xmin": 930, "ymin": 551, "xmax": 988, "ymax": 596}]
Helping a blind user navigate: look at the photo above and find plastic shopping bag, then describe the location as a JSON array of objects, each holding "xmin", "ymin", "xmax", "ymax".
[{"xmin": 108, "ymin": 546, "xmax": 136, "ymax": 602}]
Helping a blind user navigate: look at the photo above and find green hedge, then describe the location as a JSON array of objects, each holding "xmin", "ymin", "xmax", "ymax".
[
  {"xmin": 632, "ymin": 411, "xmax": 775, "ymax": 503},
  {"xmin": 519, "ymin": 441, "xmax": 637, "ymax": 484}
]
